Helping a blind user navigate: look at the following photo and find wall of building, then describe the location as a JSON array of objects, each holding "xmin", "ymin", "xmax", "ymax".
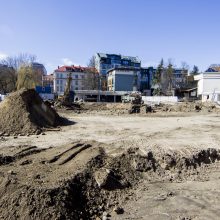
[
  {"xmin": 195, "ymin": 73, "xmax": 220, "ymax": 102},
  {"xmin": 115, "ymin": 74, "xmax": 134, "ymax": 91},
  {"xmin": 195, "ymin": 73, "xmax": 220, "ymax": 94},
  {"xmin": 54, "ymin": 71, "xmax": 86, "ymax": 95},
  {"xmin": 108, "ymin": 69, "xmax": 137, "ymax": 91}
]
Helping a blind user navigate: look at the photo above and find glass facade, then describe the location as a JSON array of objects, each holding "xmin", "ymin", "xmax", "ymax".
[{"xmin": 96, "ymin": 53, "xmax": 141, "ymax": 75}]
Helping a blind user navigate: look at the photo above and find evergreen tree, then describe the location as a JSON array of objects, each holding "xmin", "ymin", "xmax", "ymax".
[
  {"xmin": 166, "ymin": 61, "xmax": 173, "ymax": 94},
  {"xmin": 153, "ymin": 59, "xmax": 164, "ymax": 96},
  {"xmin": 191, "ymin": 65, "xmax": 199, "ymax": 75}
]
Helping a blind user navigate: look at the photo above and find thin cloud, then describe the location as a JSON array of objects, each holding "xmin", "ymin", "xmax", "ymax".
[
  {"xmin": 61, "ymin": 58, "xmax": 81, "ymax": 66},
  {"xmin": 0, "ymin": 52, "xmax": 8, "ymax": 60},
  {"xmin": 61, "ymin": 58, "xmax": 74, "ymax": 66}
]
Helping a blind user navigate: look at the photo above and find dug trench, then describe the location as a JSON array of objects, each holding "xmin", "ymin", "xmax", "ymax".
[{"xmin": 0, "ymin": 142, "xmax": 220, "ymax": 219}]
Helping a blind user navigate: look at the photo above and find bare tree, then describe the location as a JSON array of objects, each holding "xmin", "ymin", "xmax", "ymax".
[
  {"xmin": 87, "ymin": 55, "xmax": 96, "ymax": 68},
  {"xmin": 0, "ymin": 53, "xmax": 37, "ymax": 92},
  {"xmin": 1, "ymin": 53, "xmax": 36, "ymax": 71},
  {"xmin": 83, "ymin": 67, "xmax": 99, "ymax": 90},
  {"xmin": 0, "ymin": 65, "xmax": 16, "ymax": 93},
  {"xmin": 82, "ymin": 56, "xmax": 99, "ymax": 90},
  {"xmin": 180, "ymin": 61, "xmax": 189, "ymax": 88}
]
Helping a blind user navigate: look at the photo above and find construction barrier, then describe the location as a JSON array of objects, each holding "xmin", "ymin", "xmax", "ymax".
[{"xmin": 142, "ymin": 96, "xmax": 178, "ymax": 104}]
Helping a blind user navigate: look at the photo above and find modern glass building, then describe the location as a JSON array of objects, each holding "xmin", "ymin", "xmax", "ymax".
[{"xmin": 95, "ymin": 53, "xmax": 141, "ymax": 76}]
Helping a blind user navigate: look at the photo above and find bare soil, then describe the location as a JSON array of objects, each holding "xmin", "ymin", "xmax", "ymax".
[
  {"xmin": 1, "ymin": 104, "xmax": 220, "ymax": 219},
  {"xmin": 0, "ymin": 89, "xmax": 62, "ymax": 136}
]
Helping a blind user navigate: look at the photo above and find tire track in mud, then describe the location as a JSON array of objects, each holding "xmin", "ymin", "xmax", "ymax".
[
  {"xmin": 47, "ymin": 143, "xmax": 92, "ymax": 165},
  {"xmin": 0, "ymin": 145, "xmax": 46, "ymax": 165},
  {"xmin": 1, "ymin": 142, "xmax": 220, "ymax": 219}
]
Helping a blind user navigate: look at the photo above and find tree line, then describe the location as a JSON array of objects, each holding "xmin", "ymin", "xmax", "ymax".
[{"xmin": 152, "ymin": 59, "xmax": 199, "ymax": 96}]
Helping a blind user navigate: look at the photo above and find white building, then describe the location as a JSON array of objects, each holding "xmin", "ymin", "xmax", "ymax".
[
  {"xmin": 53, "ymin": 65, "xmax": 92, "ymax": 95},
  {"xmin": 194, "ymin": 72, "xmax": 220, "ymax": 102}
]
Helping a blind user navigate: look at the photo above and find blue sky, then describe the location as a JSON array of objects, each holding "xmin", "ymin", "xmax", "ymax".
[{"xmin": 0, "ymin": 0, "xmax": 220, "ymax": 73}]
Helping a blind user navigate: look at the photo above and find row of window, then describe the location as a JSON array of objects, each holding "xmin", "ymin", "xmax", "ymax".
[
  {"xmin": 56, "ymin": 80, "xmax": 80, "ymax": 85},
  {"xmin": 56, "ymin": 73, "xmax": 85, "ymax": 79},
  {"xmin": 56, "ymin": 86, "xmax": 81, "ymax": 92}
]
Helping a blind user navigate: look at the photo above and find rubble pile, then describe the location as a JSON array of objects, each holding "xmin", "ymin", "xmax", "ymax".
[{"xmin": 0, "ymin": 89, "xmax": 62, "ymax": 136}]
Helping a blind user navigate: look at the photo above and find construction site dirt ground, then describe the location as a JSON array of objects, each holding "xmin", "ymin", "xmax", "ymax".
[{"xmin": 1, "ymin": 109, "xmax": 220, "ymax": 219}]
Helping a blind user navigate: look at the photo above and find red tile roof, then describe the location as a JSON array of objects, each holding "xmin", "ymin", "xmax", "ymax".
[{"xmin": 55, "ymin": 65, "xmax": 97, "ymax": 73}]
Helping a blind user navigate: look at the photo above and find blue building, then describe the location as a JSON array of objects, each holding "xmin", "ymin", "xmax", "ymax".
[
  {"xmin": 35, "ymin": 86, "xmax": 52, "ymax": 94},
  {"xmin": 139, "ymin": 67, "xmax": 156, "ymax": 93},
  {"xmin": 95, "ymin": 53, "xmax": 141, "ymax": 76}
]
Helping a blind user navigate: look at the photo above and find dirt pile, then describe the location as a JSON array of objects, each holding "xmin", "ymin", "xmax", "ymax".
[
  {"xmin": 153, "ymin": 101, "xmax": 220, "ymax": 113},
  {"xmin": 0, "ymin": 141, "xmax": 139, "ymax": 219},
  {"xmin": 76, "ymin": 102, "xmax": 131, "ymax": 115},
  {"xmin": 0, "ymin": 141, "xmax": 220, "ymax": 219},
  {"xmin": 58, "ymin": 101, "xmax": 220, "ymax": 116},
  {"xmin": 0, "ymin": 89, "xmax": 62, "ymax": 136}
]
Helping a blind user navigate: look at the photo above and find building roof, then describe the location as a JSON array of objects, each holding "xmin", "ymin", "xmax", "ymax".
[
  {"xmin": 205, "ymin": 64, "xmax": 220, "ymax": 72},
  {"xmin": 54, "ymin": 65, "xmax": 97, "ymax": 73},
  {"xmin": 96, "ymin": 53, "xmax": 141, "ymax": 63},
  {"xmin": 107, "ymin": 66, "xmax": 140, "ymax": 73},
  {"xmin": 97, "ymin": 53, "xmax": 108, "ymax": 58},
  {"xmin": 205, "ymin": 67, "xmax": 220, "ymax": 72}
]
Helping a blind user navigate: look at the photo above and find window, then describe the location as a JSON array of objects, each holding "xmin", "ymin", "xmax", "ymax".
[
  {"xmin": 75, "ymin": 81, "xmax": 78, "ymax": 85},
  {"xmin": 75, "ymin": 87, "xmax": 78, "ymax": 90},
  {"xmin": 60, "ymin": 73, "xmax": 63, "ymax": 78},
  {"xmin": 122, "ymin": 60, "xmax": 129, "ymax": 65},
  {"xmin": 75, "ymin": 75, "xmax": 78, "ymax": 79},
  {"xmin": 81, "ymin": 75, "xmax": 85, "ymax": 79},
  {"xmin": 57, "ymin": 86, "xmax": 59, "ymax": 92},
  {"xmin": 57, "ymin": 80, "xmax": 59, "ymax": 84}
]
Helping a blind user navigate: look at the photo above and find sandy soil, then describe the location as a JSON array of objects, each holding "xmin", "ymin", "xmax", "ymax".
[
  {"xmin": 2, "ymin": 112, "xmax": 220, "ymax": 152},
  {"xmin": 1, "ymin": 111, "xmax": 220, "ymax": 219}
]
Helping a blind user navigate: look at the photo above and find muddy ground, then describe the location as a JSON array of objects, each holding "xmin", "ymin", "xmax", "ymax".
[{"xmin": 1, "ymin": 105, "xmax": 220, "ymax": 219}]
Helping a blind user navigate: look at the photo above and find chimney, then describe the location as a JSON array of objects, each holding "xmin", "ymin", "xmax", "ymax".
[{"xmin": 58, "ymin": 66, "xmax": 60, "ymax": 69}]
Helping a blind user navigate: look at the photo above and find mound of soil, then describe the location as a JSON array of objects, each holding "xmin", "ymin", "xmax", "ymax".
[
  {"xmin": 0, "ymin": 141, "xmax": 139, "ymax": 219},
  {"xmin": 0, "ymin": 141, "xmax": 220, "ymax": 219},
  {"xmin": 0, "ymin": 89, "xmax": 62, "ymax": 136},
  {"xmin": 153, "ymin": 101, "xmax": 220, "ymax": 113}
]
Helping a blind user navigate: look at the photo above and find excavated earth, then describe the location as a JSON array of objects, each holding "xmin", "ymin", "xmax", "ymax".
[
  {"xmin": 1, "ymin": 103, "xmax": 220, "ymax": 219},
  {"xmin": 0, "ymin": 89, "xmax": 62, "ymax": 136},
  {"xmin": 0, "ymin": 140, "xmax": 220, "ymax": 219}
]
